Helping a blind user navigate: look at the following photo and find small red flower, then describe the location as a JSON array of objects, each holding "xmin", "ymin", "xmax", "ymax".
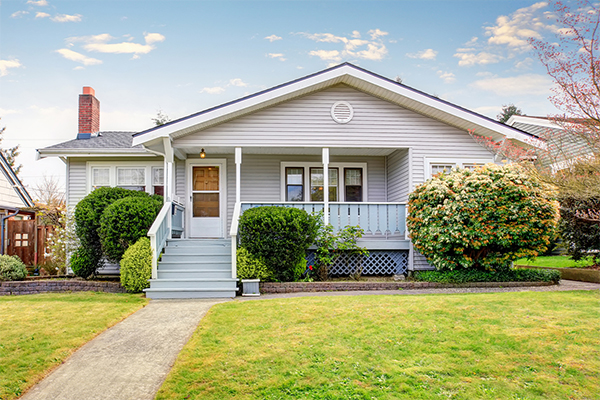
[{"xmin": 309, "ymin": 265, "xmax": 313, "ymax": 270}]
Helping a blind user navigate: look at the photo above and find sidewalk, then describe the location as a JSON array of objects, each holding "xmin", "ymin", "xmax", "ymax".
[{"xmin": 20, "ymin": 298, "xmax": 229, "ymax": 400}]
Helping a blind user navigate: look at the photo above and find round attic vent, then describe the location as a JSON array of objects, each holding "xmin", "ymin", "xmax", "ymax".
[{"xmin": 331, "ymin": 101, "xmax": 354, "ymax": 124}]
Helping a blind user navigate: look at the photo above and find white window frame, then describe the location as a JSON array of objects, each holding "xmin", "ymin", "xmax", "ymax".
[
  {"xmin": 86, "ymin": 161, "xmax": 164, "ymax": 195},
  {"xmin": 280, "ymin": 162, "xmax": 368, "ymax": 202},
  {"xmin": 425, "ymin": 157, "xmax": 494, "ymax": 179}
]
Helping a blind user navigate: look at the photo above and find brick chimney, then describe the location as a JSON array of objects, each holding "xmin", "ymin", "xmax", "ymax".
[{"xmin": 77, "ymin": 86, "xmax": 100, "ymax": 139}]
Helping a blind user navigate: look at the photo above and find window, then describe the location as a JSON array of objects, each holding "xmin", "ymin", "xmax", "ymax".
[
  {"xmin": 427, "ymin": 158, "xmax": 494, "ymax": 179},
  {"xmin": 286, "ymin": 167, "xmax": 304, "ymax": 202},
  {"xmin": 88, "ymin": 162, "xmax": 163, "ymax": 195},
  {"xmin": 431, "ymin": 164, "xmax": 455, "ymax": 176},
  {"xmin": 344, "ymin": 168, "xmax": 363, "ymax": 202},
  {"xmin": 310, "ymin": 167, "xmax": 338, "ymax": 201},
  {"xmin": 152, "ymin": 167, "xmax": 164, "ymax": 196},
  {"xmin": 91, "ymin": 167, "xmax": 110, "ymax": 189}
]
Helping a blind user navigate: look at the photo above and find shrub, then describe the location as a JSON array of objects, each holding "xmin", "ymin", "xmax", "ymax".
[
  {"xmin": 236, "ymin": 248, "xmax": 273, "ymax": 281},
  {"xmin": 69, "ymin": 246, "xmax": 98, "ymax": 279},
  {"xmin": 99, "ymin": 196, "xmax": 162, "ymax": 263},
  {"xmin": 74, "ymin": 187, "xmax": 161, "ymax": 275},
  {"xmin": 120, "ymin": 237, "xmax": 152, "ymax": 293},
  {"xmin": 313, "ymin": 221, "xmax": 368, "ymax": 280},
  {"xmin": 407, "ymin": 163, "xmax": 559, "ymax": 271},
  {"xmin": 0, "ymin": 255, "xmax": 27, "ymax": 281},
  {"xmin": 413, "ymin": 268, "xmax": 561, "ymax": 284},
  {"xmin": 238, "ymin": 206, "xmax": 319, "ymax": 282},
  {"xmin": 559, "ymin": 195, "xmax": 600, "ymax": 262}
]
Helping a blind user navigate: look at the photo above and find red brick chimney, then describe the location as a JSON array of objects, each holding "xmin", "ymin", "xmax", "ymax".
[{"xmin": 77, "ymin": 86, "xmax": 100, "ymax": 139}]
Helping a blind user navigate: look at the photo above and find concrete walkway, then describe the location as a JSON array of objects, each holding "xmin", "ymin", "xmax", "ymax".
[{"xmin": 21, "ymin": 298, "xmax": 230, "ymax": 400}]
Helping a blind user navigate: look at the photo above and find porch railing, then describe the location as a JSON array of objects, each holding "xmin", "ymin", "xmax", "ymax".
[
  {"xmin": 239, "ymin": 202, "xmax": 407, "ymax": 238},
  {"xmin": 148, "ymin": 201, "xmax": 186, "ymax": 279}
]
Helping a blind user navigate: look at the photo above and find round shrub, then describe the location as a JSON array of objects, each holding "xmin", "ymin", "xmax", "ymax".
[
  {"xmin": 559, "ymin": 195, "xmax": 600, "ymax": 262},
  {"xmin": 120, "ymin": 237, "xmax": 152, "ymax": 293},
  {"xmin": 407, "ymin": 163, "xmax": 559, "ymax": 271},
  {"xmin": 236, "ymin": 248, "xmax": 273, "ymax": 280},
  {"xmin": 69, "ymin": 246, "xmax": 98, "ymax": 279},
  {"xmin": 0, "ymin": 255, "xmax": 27, "ymax": 281},
  {"xmin": 238, "ymin": 206, "xmax": 319, "ymax": 282},
  {"xmin": 99, "ymin": 196, "xmax": 162, "ymax": 263}
]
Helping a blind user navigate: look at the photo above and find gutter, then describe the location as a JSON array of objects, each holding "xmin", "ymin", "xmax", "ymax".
[{"xmin": 1, "ymin": 209, "xmax": 20, "ymax": 255}]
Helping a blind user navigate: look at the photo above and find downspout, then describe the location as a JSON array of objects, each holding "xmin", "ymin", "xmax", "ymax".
[{"xmin": 1, "ymin": 209, "xmax": 20, "ymax": 255}]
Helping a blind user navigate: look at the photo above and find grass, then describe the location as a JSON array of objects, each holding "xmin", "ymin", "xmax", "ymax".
[
  {"xmin": 515, "ymin": 255, "xmax": 596, "ymax": 269},
  {"xmin": 157, "ymin": 291, "xmax": 600, "ymax": 400},
  {"xmin": 0, "ymin": 292, "xmax": 148, "ymax": 400}
]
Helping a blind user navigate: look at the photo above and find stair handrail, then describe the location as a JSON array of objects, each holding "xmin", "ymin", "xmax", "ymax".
[
  {"xmin": 229, "ymin": 201, "xmax": 242, "ymax": 280},
  {"xmin": 148, "ymin": 201, "xmax": 172, "ymax": 280}
]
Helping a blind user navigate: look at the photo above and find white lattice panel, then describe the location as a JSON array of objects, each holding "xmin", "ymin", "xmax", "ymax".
[{"xmin": 306, "ymin": 250, "xmax": 408, "ymax": 276}]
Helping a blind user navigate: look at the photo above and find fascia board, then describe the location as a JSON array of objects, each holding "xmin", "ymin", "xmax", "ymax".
[{"xmin": 37, "ymin": 149, "xmax": 157, "ymax": 158}]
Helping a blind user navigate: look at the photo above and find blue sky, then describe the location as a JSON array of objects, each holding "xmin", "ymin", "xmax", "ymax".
[{"xmin": 0, "ymin": 0, "xmax": 567, "ymax": 193}]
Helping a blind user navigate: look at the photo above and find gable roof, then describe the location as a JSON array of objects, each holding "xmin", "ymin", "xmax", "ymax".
[
  {"xmin": 133, "ymin": 62, "xmax": 533, "ymax": 147},
  {"xmin": 0, "ymin": 152, "xmax": 34, "ymax": 208},
  {"xmin": 38, "ymin": 131, "xmax": 152, "ymax": 158}
]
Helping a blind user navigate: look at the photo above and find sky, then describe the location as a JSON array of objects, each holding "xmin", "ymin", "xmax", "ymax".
[{"xmin": 0, "ymin": 0, "xmax": 572, "ymax": 196}]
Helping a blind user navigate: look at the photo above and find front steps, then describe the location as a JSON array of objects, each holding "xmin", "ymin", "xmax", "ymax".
[{"xmin": 144, "ymin": 239, "xmax": 237, "ymax": 299}]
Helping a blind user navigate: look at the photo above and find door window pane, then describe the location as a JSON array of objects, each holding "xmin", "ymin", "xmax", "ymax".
[
  {"xmin": 286, "ymin": 167, "xmax": 304, "ymax": 202},
  {"xmin": 310, "ymin": 168, "xmax": 338, "ymax": 201},
  {"xmin": 193, "ymin": 193, "xmax": 219, "ymax": 217},
  {"xmin": 193, "ymin": 167, "xmax": 219, "ymax": 191},
  {"xmin": 344, "ymin": 168, "xmax": 362, "ymax": 202}
]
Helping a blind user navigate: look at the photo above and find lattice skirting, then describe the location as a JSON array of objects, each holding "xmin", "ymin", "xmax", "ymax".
[{"xmin": 306, "ymin": 250, "xmax": 409, "ymax": 276}]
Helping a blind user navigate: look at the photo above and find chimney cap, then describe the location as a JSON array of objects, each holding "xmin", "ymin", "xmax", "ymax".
[{"xmin": 82, "ymin": 86, "xmax": 95, "ymax": 96}]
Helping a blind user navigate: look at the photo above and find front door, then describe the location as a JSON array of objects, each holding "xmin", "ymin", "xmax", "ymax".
[{"xmin": 188, "ymin": 161, "xmax": 225, "ymax": 237}]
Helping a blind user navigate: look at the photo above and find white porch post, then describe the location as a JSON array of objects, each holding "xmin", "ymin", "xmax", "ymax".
[
  {"xmin": 235, "ymin": 147, "xmax": 242, "ymax": 203},
  {"xmin": 322, "ymin": 147, "xmax": 329, "ymax": 225},
  {"xmin": 162, "ymin": 137, "xmax": 174, "ymax": 203}
]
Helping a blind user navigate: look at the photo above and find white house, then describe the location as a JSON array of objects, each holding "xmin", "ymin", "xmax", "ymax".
[{"xmin": 38, "ymin": 63, "xmax": 533, "ymax": 298}]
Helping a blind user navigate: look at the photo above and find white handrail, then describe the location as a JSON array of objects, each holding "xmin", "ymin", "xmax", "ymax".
[
  {"xmin": 229, "ymin": 202, "xmax": 242, "ymax": 280},
  {"xmin": 148, "ymin": 202, "xmax": 172, "ymax": 280}
]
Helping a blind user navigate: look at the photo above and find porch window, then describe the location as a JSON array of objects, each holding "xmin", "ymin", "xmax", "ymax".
[
  {"xmin": 91, "ymin": 167, "xmax": 110, "ymax": 189},
  {"xmin": 431, "ymin": 164, "xmax": 455, "ymax": 176},
  {"xmin": 286, "ymin": 167, "xmax": 304, "ymax": 202},
  {"xmin": 310, "ymin": 168, "xmax": 338, "ymax": 201},
  {"xmin": 152, "ymin": 167, "xmax": 164, "ymax": 196},
  {"xmin": 344, "ymin": 168, "xmax": 363, "ymax": 202},
  {"xmin": 117, "ymin": 167, "xmax": 146, "ymax": 191}
]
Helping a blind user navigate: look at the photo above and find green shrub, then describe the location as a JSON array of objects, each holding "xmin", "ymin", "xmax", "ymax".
[
  {"xmin": 99, "ymin": 196, "xmax": 162, "ymax": 263},
  {"xmin": 69, "ymin": 246, "xmax": 98, "ymax": 279},
  {"xmin": 413, "ymin": 268, "xmax": 560, "ymax": 283},
  {"xmin": 0, "ymin": 255, "xmax": 27, "ymax": 281},
  {"xmin": 313, "ymin": 221, "xmax": 368, "ymax": 280},
  {"xmin": 236, "ymin": 248, "xmax": 273, "ymax": 281},
  {"xmin": 74, "ymin": 187, "xmax": 160, "ymax": 275},
  {"xmin": 407, "ymin": 163, "xmax": 559, "ymax": 271},
  {"xmin": 120, "ymin": 237, "xmax": 152, "ymax": 293},
  {"xmin": 559, "ymin": 195, "xmax": 600, "ymax": 262},
  {"xmin": 238, "ymin": 206, "xmax": 319, "ymax": 282}
]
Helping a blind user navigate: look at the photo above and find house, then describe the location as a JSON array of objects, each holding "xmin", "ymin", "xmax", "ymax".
[{"xmin": 37, "ymin": 63, "xmax": 533, "ymax": 298}]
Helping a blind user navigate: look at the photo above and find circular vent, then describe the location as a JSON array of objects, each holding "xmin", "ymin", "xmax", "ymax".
[{"xmin": 331, "ymin": 101, "xmax": 354, "ymax": 124}]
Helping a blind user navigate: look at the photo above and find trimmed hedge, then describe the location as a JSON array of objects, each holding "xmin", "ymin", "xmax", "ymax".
[
  {"xmin": 413, "ymin": 268, "xmax": 561, "ymax": 284},
  {"xmin": 236, "ymin": 248, "xmax": 273, "ymax": 281},
  {"xmin": 120, "ymin": 237, "xmax": 152, "ymax": 293},
  {"xmin": 0, "ymin": 255, "xmax": 27, "ymax": 281},
  {"xmin": 68, "ymin": 247, "xmax": 98, "ymax": 279}
]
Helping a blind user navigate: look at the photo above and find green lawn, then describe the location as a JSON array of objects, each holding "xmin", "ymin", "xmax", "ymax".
[
  {"xmin": 0, "ymin": 292, "xmax": 148, "ymax": 400},
  {"xmin": 157, "ymin": 292, "xmax": 600, "ymax": 400},
  {"xmin": 515, "ymin": 255, "xmax": 596, "ymax": 268}
]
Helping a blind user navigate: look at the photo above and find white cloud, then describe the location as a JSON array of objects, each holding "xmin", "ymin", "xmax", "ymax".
[
  {"xmin": 0, "ymin": 59, "xmax": 23, "ymax": 77},
  {"xmin": 67, "ymin": 32, "xmax": 164, "ymax": 55},
  {"xmin": 454, "ymin": 51, "xmax": 502, "ymax": 66},
  {"xmin": 229, "ymin": 78, "xmax": 247, "ymax": 87},
  {"xmin": 11, "ymin": 11, "xmax": 29, "ymax": 18},
  {"xmin": 406, "ymin": 48, "xmax": 438, "ymax": 60},
  {"xmin": 299, "ymin": 29, "xmax": 388, "ymax": 63},
  {"xmin": 437, "ymin": 70, "xmax": 456, "ymax": 83},
  {"xmin": 35, "ymin": 12, "xmax": 50, "ymax": 18},
  {"xmin": 73, "ymin": 66, "xmax": 85, "ymax": 70},
  {"xmin": 471, "ymin": 73, "xmax": 552, "ymax": 96},
  {"xmin": 485, "ymin": 2, "xmax": 549, "ymax": 50},
  {"xmin": 267, "ymin": 53, "xmax": 286, "ymax": 61},
  {"xmin": 144, "ymin": 33, "xmax": 165, "ymax": 45},
  {"xmin": 265, "ymin": 34, "xmax": 282, "ymax": 42},
  {"xmin": 200, "ymin": 86, "xmax": 226, "ymax": 95},
  {"xmin": 27, "ymin": 0, "xmax": 48, "ymax": 5},
  {"xmin": 51, "ymin": 14, "xmax": 82, "ymax": 22},
  {"xmin": 55, "ymin": 49, "xmax": 102, "ymax": 66},
  {"xmin": 514, "ymin": 57, "xmax": 534, "ymax": 69}
]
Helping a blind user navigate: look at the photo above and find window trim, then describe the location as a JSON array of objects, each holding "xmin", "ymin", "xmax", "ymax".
[
  {"xmin": 280, "ymin": 162, "xmax": 368, "ymax": 202},
  {"xmin": 425, "ymin": 157, "xmax": 494, "ymax": 179},
  {"xmin": 86, "ymin": 161, "xmax": 164, "ymax": 195}
]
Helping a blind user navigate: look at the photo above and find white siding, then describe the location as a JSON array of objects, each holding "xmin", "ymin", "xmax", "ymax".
[
  {"xmin": 67, "ymin": 159, "xmax": 87, "ymax": 208},
  {"xmin": 413, "ymin": 250, "xmax": 435, "ymax": 271},
  {"xmin": 0, "ymin": 171, "xmax": 27, "ymax": 208},
  {"xmin": 175, "ymin": 84, "xmax": 494, "ymax": 187},
  {"xmin": 175, "ymin": 159, "xmax": 185, "ymax": 199},
  {"xmin": 386, "ymin": 149, "xmax": 410, "ymax": 202}
]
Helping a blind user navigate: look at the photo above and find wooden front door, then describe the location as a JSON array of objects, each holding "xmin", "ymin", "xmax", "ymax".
[
  {"xmin": 7, "ymin": 219, "xmax": 35, "ymax": 265},
  {"xmin": 188, "ymin": 162, "xmax": 225, "ymax": 237}
]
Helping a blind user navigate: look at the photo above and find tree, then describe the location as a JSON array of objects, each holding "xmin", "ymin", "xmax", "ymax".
[
  {"xmin": 152, "ymin": 110, "xmax": 170, "ymax": 126},
  {"xmin": 0, "ymin": 118, "xmax": 22, "ymax": 176},
  {"xmin": 33, "ymin": 175, "xmax": 66, "ymax": 227},
  {"xmin": 497, "ymin": 104, "xmax": 523, "ymax": 124}
]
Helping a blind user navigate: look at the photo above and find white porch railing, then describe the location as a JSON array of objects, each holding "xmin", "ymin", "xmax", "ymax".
[
  {"xmin": 230, "ymin": 202, "xmax": 243, "ymax": 280},
  {"xmin": 239, "ymin": 202, "xmax": 407, "ymax": 238},
  {"xmin": 148, "ymin": 201, "xmax": 186, "ymax": 280}
]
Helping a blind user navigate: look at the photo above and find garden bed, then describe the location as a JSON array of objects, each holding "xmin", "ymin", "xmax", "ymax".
[
  {"xmin": 0, "ymin": 279, "xmax": 126, "ymax": 296},
  {"xmin": 259, "ymin": 280, "xmax": 555, "ymax": 293},
  {"xmin": 517, "ymin": 265, "xmax": 600, "ymax": 283}
]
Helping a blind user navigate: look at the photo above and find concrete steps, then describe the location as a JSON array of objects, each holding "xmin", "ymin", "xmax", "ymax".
[{"xmin": 144, "ymin": 239, "xmax": 237, "ymax": 299}]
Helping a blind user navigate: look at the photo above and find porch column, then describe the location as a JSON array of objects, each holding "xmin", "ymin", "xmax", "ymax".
[
  {"xmin": 235, "ymin": 147, "xmax": 242, "ymax": 203},
  {"xmin": 162, "ymin": 137, "xmax": 174, "ymax": 203},
  {"xmin": 322, "ymin": 148, "xmax": 329, "ymax": 225}
]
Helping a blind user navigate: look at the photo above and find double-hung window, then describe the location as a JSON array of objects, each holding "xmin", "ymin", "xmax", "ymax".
[
  {"xmin": 117, "ymin": 168, "xmax": 146, "ymax": 191},
  {"xmin": 88, "ymin": 162, "xmax": 164, "ymax": 195},
  {"xmin": 309, "ymin": 167, "xmax": 338, "ymax": 201},
  {"xmin": 282, "ymin": 163, "xmax": 366, "ymax": 202},
  {"xmin": 152, "ymin": 167, "xmax": 165, "ymax": 196},
  {"xmin": 285, "ymin": 167, "xmax": 304, "ymax": 202},
  {"xmin": 91, "ymin": 167, "xmax": 110, "ymax": 189},
  {"xmin": 427, "ymin": 158, "xmax": 494, "ymax": 179}
]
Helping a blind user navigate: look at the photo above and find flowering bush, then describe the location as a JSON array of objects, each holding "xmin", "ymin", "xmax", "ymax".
[{"xmin": 407, "ymin": 163, "xmax": 559, "ymax": 271}]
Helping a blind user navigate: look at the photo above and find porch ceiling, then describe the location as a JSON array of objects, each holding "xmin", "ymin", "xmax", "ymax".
[{"xmin": 173, "ymin": 146, "xmax": 399, "ymax": 157}]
